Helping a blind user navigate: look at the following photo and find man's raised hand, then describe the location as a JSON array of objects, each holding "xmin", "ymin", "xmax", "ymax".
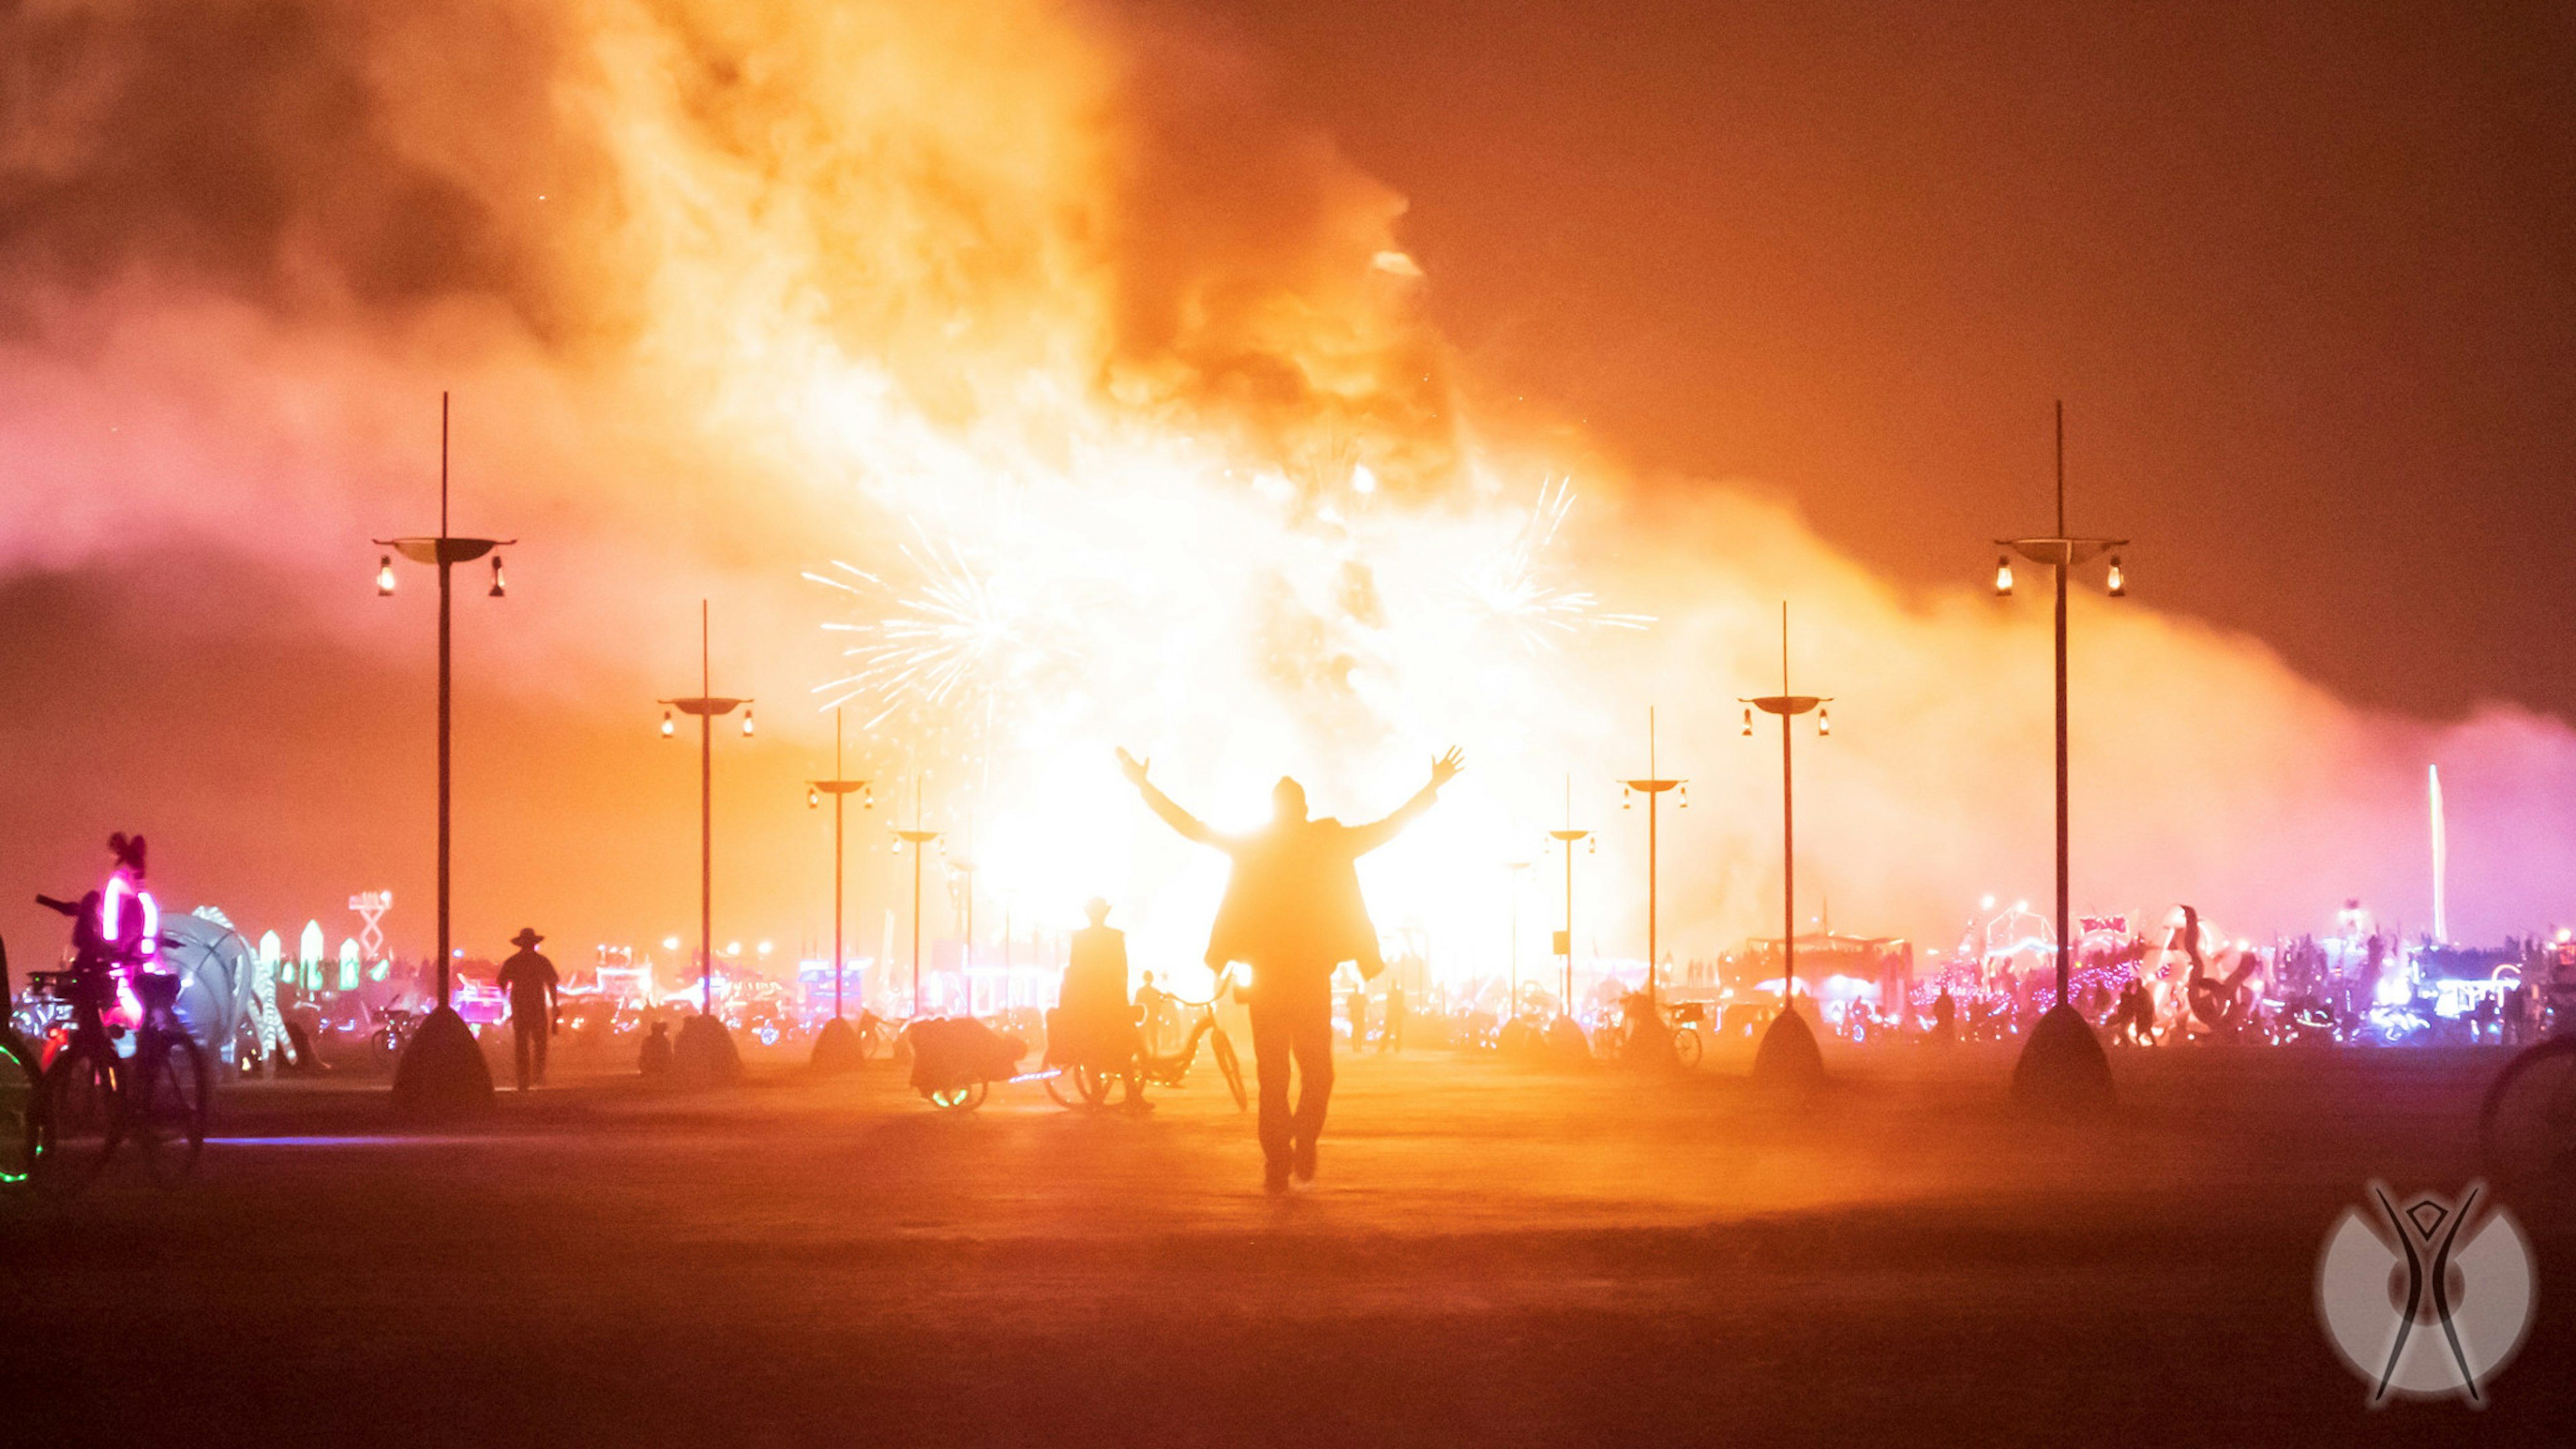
[
  {"xmin": 1115, "ymin": 747, "xmax": 1150, "ymax": 786},
  {"xmin": 1430, "ymin": 746, "xmax": 1465, "ymax": 788}
]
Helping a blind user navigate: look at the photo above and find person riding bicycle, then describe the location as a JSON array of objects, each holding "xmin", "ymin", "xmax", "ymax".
[
  {"xmin": 1052, "ymin": 899, "xmax": 1146, "ymax": 1110},
  {"xmin": 37, "ymin": 833, "xmax": 165, "ymax": 1008}
]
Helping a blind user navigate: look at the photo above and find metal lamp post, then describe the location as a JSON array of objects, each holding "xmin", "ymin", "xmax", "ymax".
[
  {"xmin": 658, "ymin": 599, "xmax": 751, "ymax": 1083},
  {"xmin": 377, "ymin": 392, "xmax": 511, "ymax": 1116},
  {"xmin": 1745, "ymin": 602, "xmax": 1831, "ymax": 1089},
  {"xmin": 1619, "ymin": 708, "xmax": 1686, "ymax": 1023},
  {"xmin": 1546, "ymin": 775, "xmax": 1594, "ymax": 1025},
  {"xmin": 1504, "ymin": 859, "xmax": 1532, "ymax": 1020},
  {"xmin": 1992, "ymin": 401, "xmax": 2126, "ymax": 1108},
  {"xmin": 947, "ymin": 855, "xmax": 977, "ymax": 1016},
  {"xmin": 805, "ymin": 708, "xmax": 871, "ymax": 1071},
  {"xmin": 892, "ymin": 781, "xmax": 942, "ymax": 1018}
]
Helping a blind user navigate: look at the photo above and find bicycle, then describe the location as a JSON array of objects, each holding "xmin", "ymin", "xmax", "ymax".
[
  {"xmin": 30, "ymin": 963, "xmax": 211, "ymax": 1192},
  {"xmin": 1044, "ymin": 977, "xmax": 1247, "ymax": 1112},
  {"xmin": 2479, "ymin": 1001, "xmax": 2575, "ymax": 1197},
  {"xmin": 368, "ymin": 1003, "xmax": 421, "ymax": 1072},
  {"xmin": 1591, "ymin": 990, "xmax": 1696, "ymax": 1068},
  {"xmin": 1668, "ymin": 1001, "xmax": 1707, "ymax": 1069}
]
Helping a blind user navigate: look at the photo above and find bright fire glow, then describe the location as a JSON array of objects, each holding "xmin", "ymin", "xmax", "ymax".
[{"xmin": 3, "ymin": 0, "xmax": 2571, "ymax": 978}]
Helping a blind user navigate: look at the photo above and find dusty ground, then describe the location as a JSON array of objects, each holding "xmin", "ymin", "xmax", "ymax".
[{"xmin": 3, "ymin": 1037, "xmax": 2565, "ymax": 1446}]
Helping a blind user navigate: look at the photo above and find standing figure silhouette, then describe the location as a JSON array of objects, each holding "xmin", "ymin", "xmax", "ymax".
[{"xmin": 1118, "ymin": 745, "xmax": 1462, "ymax": 1193}]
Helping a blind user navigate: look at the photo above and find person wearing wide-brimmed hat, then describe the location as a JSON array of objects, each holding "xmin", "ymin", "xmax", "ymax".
[{"xmin": 495, "ymin": 928, "xmax": 561, "ymax": 1091}]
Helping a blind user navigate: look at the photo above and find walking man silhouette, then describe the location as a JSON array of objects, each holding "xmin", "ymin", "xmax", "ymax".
[
  {"xmin": 495, "ymin": 928, "xmax": 559, "ymax": 1091},
  {"xmin": 1118, "ymin": 746, "xmax": 1462, "ymax": 1193}
]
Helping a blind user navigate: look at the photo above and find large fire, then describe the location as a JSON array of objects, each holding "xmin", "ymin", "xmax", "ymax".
[{"xmin": 3, "ymin": 0, "xmax": 2571, "ymax": 978}]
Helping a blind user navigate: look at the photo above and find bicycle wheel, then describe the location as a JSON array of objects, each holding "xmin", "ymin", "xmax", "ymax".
[
  {"xmin": 0, "ymin": 1032, "xmax": 36, "ymax": 1191},
  {"xmin": 2481, "ymin": 1038, "xmax": 2576, "ymax": 1193},
  {"xmin": 131, "ymin": 1032, "xmax": 211, "ymax": 1186},
  {"xmin": 38, "ymin": 1042, "xmax": 122, "ymax": 1193},
  {"xmin": 1672, "ymin": 1026, "xmax": 1703, "ymax": 1069},
  {"xmin": 1210, "ymin": 1028, "xmax": 1248, "ymax": 1112}
]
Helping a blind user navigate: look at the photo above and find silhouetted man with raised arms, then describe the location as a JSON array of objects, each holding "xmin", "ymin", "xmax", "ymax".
[{"xmin": 1118, "ymin": 745, "xmax": 1462, "ymax": 1194}]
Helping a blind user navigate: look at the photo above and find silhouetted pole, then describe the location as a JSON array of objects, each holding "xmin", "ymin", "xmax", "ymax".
[
  {"xmin": 1992, "ymin": 402, "xmax": 2127, "ymax": 1106},
  {"xmin": 1995, "ymin": 402, "xmax": 2127, "ymax": 1007},
  {"xmin": 659, "ymin": 601, "xmax": 751, "ymax": 1016},
  {"xmin": 806, "ymin": 710, "xmax": 871, "ymax": 1018},
  {"xmin": 374, "ymin": 392, "xmax": 512, "ymax": 1010},
  {"xmin": 1505, "ymin": 859, "xmax": 1532, "ymax": 1016},
  {"xmin": 1547, "ymin": 775, "xmax": 1592, "ymax": 1016},
  {"xmin": 1621, "ymin": 709, "xmax": 1684, "ymax": 1015},
  {"xmin": 1746, "ymin": 604, "xmax": 1829, "ymax": 1008},
  {"xmin": 375, "ymin": 393, "xmax": 513, "ymax": 1114},
  {"xmin": 1744, "ymin": 603, "xmax": 1832, "ymax": 1088},
  {"xmin": 950, "ymin": 855, "xmax": 978, "ymax": 1012},
  {"xmin": 894, "ymin": 780, "xmax": 941, "ymax": 1016}
]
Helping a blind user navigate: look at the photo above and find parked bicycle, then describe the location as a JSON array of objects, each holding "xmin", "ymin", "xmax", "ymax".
[
  {"xmin": 368, "ymin": 1003, "xmax": 421, "ymax": 1071},
  {"xmin": 1045, "ymin": 975, "xmax": 1246, "ymax": 1112},
  {"xmin": 1589, "ymin": 989, "xmax": 1700, "ymax": 1067}
]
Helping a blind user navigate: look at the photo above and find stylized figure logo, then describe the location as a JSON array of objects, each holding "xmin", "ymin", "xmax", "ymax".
[{"xmin": 2317, "ymin": 1182, "xmax": 2535, "ymax": 1406}]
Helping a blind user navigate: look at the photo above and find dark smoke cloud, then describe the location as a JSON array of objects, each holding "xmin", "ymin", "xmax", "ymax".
[{"xmin": 0, "ymin": 0, "xmax": 584, "ymax": 336}]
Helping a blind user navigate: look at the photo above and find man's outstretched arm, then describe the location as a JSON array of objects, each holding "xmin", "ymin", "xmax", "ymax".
[
  {"xmin": 1116, "ymin": 748, "xmax": 1223, "ymax": 847},
  {"xmin": 1345, "ymin": 747, "xmax": 1465, "ymax": 855}
]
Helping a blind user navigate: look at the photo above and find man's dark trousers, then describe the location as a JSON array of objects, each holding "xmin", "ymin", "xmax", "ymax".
[
  {"xmin": 1246, "ymin": 976, "xmax": 1335, "ymax": 1170},
  {"xmin": 513, "ymin": 1018, "xmax": 549, "ymax": 1090}
]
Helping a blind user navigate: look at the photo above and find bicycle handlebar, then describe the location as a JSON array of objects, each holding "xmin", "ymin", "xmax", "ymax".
[
  {"xmin": 34, "ymin": 894, "xmax": 79, "ymax": 918},
  {"xmin": 1163, "ymin": 964, "xmax": 1245, "ymax": 1012}
]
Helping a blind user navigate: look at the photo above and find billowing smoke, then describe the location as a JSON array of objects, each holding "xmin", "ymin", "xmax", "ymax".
[{"xmin": 1, "ymin": 0, "xmax": 2564, "ymax": 969}]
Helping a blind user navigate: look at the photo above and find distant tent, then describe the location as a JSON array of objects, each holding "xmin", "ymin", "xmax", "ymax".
[
  {"xmin": 299, "ymin": 921, "xmax": 325, "ymax": 991},
  {"xmin": 337, "ymin": 937, "xmax": 363, "ymax": 992}
]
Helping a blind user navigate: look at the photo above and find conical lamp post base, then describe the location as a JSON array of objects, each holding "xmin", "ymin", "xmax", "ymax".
[
  {"xmin": 390, "ymin": 1006, "xmax": 495, "ymax": 1118},
  {"xmin": 673, "ymin": 1013, "xmax": 743, "ymax": 1086},
  {"xmin": 1544, "ymin": 1014, "xmax": 1594, "ymax": 1068},
  {"xmin": 810, "ymin": 1016, "xmax": 863, "ymax": 1074},
  {"xmin": 2011, "ymin": 1002, "xmax": 2114, "ymax": 1112},
  {"xmin": 1751, "ymin": 1002, "xmax": 1826, "ymax": 1092}
]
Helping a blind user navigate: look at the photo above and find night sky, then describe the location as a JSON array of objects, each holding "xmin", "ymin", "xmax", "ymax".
[
  {"xmin": 1192, "ymin": 0, "xmax": 2576, "ymax": 718},
  {"xmin": 2, "ymin": 0, "xmax": 2569, "ymax": 962}
]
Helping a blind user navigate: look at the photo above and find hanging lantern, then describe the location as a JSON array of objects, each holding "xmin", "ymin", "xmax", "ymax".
[
  {"xmin": 741, "ymin": 707, "xmax": 755, "ymax": 737},
  {"xmin": 376, "ymin": 555, "xmax": 397, "ymax": 596},
  {"xmin": 660, "ymin": 710, "xmax": 676, "ymax": 738},
  {"xmin": 488, "ymin": 555, "xmax": 506, "ymax": 598},
  {"xmin": 1994, "ymin": 555, "xmax": 2015, "ymax": 596},
  {"xmin": 1817, "ymin": 706, "xmax": 1832, "ymax": 737},
  {"xmin": 1741, "ymin": 706, "xmax": 1754, "ymax": 737},
  {"xmin": 2106, "ymin": 555, "xmax": 2125, "ymax": 597}
]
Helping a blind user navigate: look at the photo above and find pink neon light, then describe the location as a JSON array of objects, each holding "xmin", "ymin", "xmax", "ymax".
[{"xmin": 102, "ymin": 873, "xmax": 129, "ymax": 943}]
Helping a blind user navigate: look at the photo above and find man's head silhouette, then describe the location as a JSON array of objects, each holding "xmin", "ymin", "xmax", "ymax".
[
  {"xmin": 1083, "ymin": 897, "xmax": 1111, "ymax": 926},
  {"xmin": 1272, "ymin": 776, "xmax": 1308, "ymax": 823}
]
